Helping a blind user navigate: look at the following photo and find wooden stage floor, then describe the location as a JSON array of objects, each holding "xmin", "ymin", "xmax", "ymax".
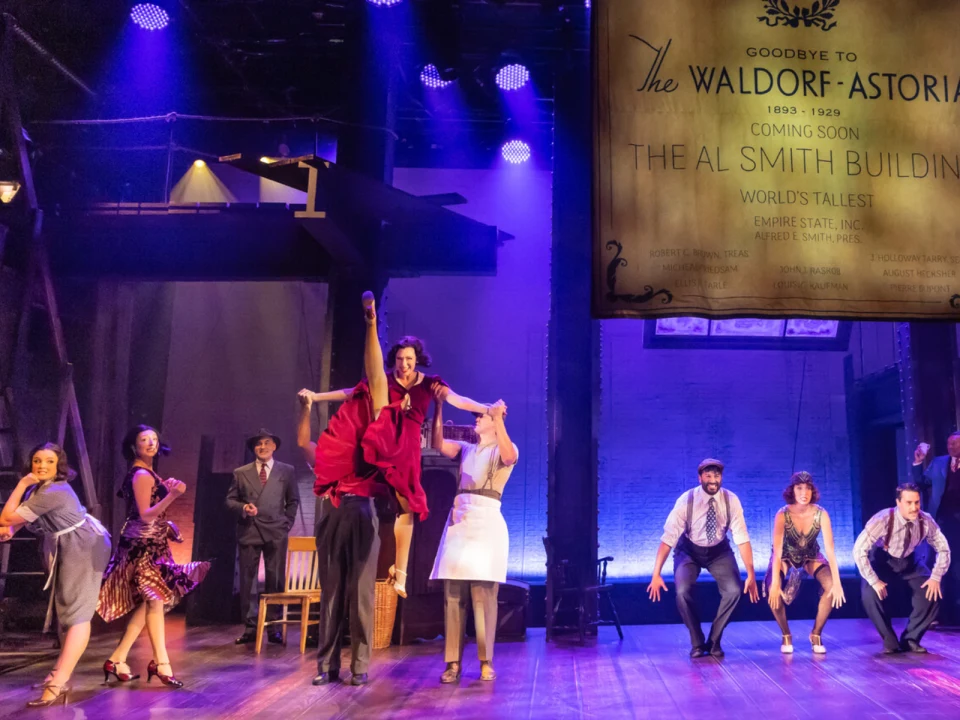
[{"xmin": 2, "ymin": 618, "xmax": 960, "ymax": 719}]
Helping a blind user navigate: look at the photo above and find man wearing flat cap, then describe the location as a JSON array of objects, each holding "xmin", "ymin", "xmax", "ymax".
[
  {"xmin": 646, "ymin": 458, "xmax": 759, "ymax": 658},
  {"xmin": 226, "ymin": 428, "xmax": 300, "ymax": 644}
]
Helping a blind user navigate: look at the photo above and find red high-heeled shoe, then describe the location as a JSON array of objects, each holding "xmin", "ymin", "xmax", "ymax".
[
  {"xmin": 147, "ymin": 660, "xmax": 184, "ymax": 689},
  {"xmin": 103, "ymin": 659, "xmax": 140, "ymax": 684}
]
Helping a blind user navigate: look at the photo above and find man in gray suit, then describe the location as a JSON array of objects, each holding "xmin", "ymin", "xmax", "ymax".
[
  {"xmin": 914, "ymin": 431, "xmax": 960, "ymax": 624},
  {"xmin": 227, "ymin": 428, "xmax": 301, "ymax": 644}
]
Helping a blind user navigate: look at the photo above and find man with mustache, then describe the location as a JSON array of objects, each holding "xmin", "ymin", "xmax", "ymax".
[
  {"xmin": 647, "ymin": 458, "xmax": 759, "ymax": 658},
  {"xmin": 854, "ymin": 482, "xmax": 950, "ymax": 653}
]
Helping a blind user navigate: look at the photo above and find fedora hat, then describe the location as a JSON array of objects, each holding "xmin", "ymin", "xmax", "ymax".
[{"xmin": 247, "ymin": 428, "xmax": 282, "ymax": 451}]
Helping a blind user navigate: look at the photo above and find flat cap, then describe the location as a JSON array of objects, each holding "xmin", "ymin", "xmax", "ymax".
[{"xmin": 698, "ymin": 458, "xmax": 725, "ymax": 473}]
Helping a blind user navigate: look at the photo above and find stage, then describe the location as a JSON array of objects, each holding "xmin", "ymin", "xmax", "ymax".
[{"xmin": 2, "ymin": 618, "xmax": 960, "ymax": 718}]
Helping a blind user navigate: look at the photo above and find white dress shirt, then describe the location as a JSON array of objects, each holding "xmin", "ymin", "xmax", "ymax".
[
  {"xmin": 661, "ymin": 486, "xmax": 750, "ymax": 548},
  {"xmin": 853, "ymin": 508, "xmax": 951, "ymax": 585}
]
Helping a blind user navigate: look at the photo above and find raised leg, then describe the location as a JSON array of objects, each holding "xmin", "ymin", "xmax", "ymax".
[
  {"xmin": 361, "ymin": 292, "xmax": 389, "ymax": 419},
  {"xmin": 392, "ymin": 497, "xmax": 413, "ymax": 598}
]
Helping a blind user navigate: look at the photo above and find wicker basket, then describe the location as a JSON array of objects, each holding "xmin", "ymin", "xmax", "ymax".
[{"xmin": 373, "ymin": 580, "xmax": 398, "ymax": 650}]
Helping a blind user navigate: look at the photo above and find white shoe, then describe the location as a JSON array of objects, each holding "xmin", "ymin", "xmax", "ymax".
[
  {"xmin": 781, "ymin": 634, "xmax": 794, "ymax": 654},
  {"xmin": 810, "ymin": 634, "xmax": 826, "ymax": 654}
]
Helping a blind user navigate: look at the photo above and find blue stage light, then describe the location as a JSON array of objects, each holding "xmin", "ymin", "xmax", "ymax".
[
  {"xmin": 420, "ymin": 64, "xmax": 453, "ymax": 89},
  {"xmin": 501, "ymin": 140, "xmax": 531, "ymax": 165},
  {"xmin": 367, "ymin": 0, "xmax": 403, "ymax": 7},
  {"xmin": 130, "ymin": 4, "xmax": 170, "ymax": 31},
  {"xmin": 495, "ymin": 63, "xmax": 530, "ymax": 91}
]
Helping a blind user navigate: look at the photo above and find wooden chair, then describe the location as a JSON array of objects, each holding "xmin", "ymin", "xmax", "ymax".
[
  {"xmin": 255, "ymin": 536, "xmax": 321, "ymax": 654},
  {"xmin": 543, "ymin": 536, "xmax": 623, "ymax": 643}
]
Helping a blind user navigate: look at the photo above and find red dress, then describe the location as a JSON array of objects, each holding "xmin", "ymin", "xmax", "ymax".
[{"xmin": 314, "ymin": 373, "xmax": 447, "ymax": 520}]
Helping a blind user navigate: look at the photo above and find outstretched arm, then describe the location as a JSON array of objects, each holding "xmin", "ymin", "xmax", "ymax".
[
  {"xmin": 431, "ymin": 394, "xmax": 461, "ymax": 459},
  {"xmin": 435, "ymin": 384, "xmax": 499, "ymax": 415},
  {"xmin": 302, "ymin": 387, "xmax": 354, "ymax": 403},
  {"xmin": 296, "ymin": 391, "xmax": 318, "ymax": 464}
]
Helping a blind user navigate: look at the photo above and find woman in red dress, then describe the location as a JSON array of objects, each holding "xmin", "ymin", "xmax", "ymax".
[{"xmin": 299, "ymin": 292, "xmax": 502, "ymax": 597}]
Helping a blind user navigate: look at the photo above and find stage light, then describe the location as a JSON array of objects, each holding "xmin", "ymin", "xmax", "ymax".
[
  {"xmin": 130, "ymin": 3, "xmax": 170, "ymax": 31},
  {"xmin": 420, "ymin": 64, "xmax": 453, "ymax": 89},
  {"xmin": 259, "ymin": 157, "xmax": 273, "ymax": 164},
  {"xmin": 193, "ymin": 159, "xmax": 206, "ymax": 168},
  {"xmin": 501, "ymin": 140, "xmax": 531, "ymax": 164},
  {"xmin": 367, "ymin": 0, "xmax": 403, "ymax": 7},
  {"xmin": 0, "ymin": 180, "xmax": 20, "ymax": 203},
  {"xmin": 496, "ymin": 63, "xmax": 530, "ymax": 91}
]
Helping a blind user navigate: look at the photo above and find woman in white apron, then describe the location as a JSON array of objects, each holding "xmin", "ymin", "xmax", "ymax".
[
  {"xmin": 430, "ymin": 399, "xmax": 518, "ymax": 683},
  {"xmin": 0, "ymin": 443, "xmax": 111, "ymax": 708}
]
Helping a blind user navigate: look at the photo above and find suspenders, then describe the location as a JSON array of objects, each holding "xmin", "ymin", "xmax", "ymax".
[
  {"xmin": 685, "ymin": 488, "xmax": 732, "ymax": 538},
  {"xmin": 882, "ymin": 508, "xmax": 925, "ymax": 553}
]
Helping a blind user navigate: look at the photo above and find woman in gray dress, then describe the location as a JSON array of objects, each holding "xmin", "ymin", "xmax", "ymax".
[{"xmin": 0, "ymin": 443, "xmax": 111, "ymax": 707}]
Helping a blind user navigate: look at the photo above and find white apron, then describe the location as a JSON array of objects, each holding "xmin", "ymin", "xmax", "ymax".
[{"xmin": 430, "ymin": 493, "xmax": 508, "ymax": 583}]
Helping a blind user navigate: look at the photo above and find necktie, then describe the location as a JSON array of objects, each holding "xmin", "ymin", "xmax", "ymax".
[
  {"xmin": 952, "ymin": 457, "xmax": 959, "ymax": 472},
  {"xmin": 705, "ymin": 497, "xmax": 718, "ymax": 542},
  {"xmin": 259, "ymin": 462, "xmax": 267, "ymax": 486},
  {"xmin": 903, "ymin": 521, "xmax": 914, "ymax": 556}
]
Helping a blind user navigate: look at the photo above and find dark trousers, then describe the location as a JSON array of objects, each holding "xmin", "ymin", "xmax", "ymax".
[
  {"xmin": 936, "ymin": 509, "xmax": 960, "ymax": 624},
  {"xmin": 315, "ymin": 495, "xmax": 380, "ymax": 675},
  {"xmin": 238, "ymin": 536, "xmax": 288, "ymax": 629},
  {"xmin": 860, "ymin": 548, "xmax": 939, "ymax": 650},
  {"xmin": 673, "ymin": 538, "xmax": 743, "ymax": 648}
]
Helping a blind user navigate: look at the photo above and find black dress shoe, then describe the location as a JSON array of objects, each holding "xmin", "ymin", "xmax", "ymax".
[
  {"xmin": 690, "ymin": 645, "xmax": 709, "ymax": 658},
  {"xmin": 350, "ymin": 673, "xmax": 369, "ymax": 686},
  {"xmin": 312, "ymin": 671, "xmax": 340, "ymax": 686},
  {"xmin": 708, "ymin": 643, "xmax": 725, "ymax": 658},
  {"xmin": 900, "ymin": 640, "xmax": 928, "ymax": 654},
  {"xmin": 235, "ymin": 632, "xmax": 255, "ymax": 645},
  {"xmin": 882, "ymin": 646, "xmax": 903, "ymax": 655},
  {"xmin": 267, "ymin": 632, "xmax": 283, "ymax": 645}
]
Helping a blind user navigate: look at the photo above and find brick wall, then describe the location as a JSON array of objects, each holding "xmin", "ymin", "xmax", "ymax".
[{"xmin": 598, "ymin": 321, "xmax": 855, "ymax": 578}]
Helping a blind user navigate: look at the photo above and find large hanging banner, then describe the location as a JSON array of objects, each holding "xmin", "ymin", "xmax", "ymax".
[{"xmin": 593, "ymin": 0, "xmax": 960, "ymax": 319}]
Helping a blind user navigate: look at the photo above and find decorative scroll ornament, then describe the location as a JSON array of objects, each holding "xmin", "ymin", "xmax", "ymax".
[
  {"xmin": 605, "ymin": 240, "xmax": 674, "ymax": 306},
  {"xmin": 758, "ymin": 0, "xmax": 839, "ymax": 31}
]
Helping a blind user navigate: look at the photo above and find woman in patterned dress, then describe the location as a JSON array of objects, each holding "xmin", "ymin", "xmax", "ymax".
[
  {"xmin": 0, "ymin": 443, "xmax": 111, "ymax": 707},
  {"xmin": 299, "ymin": 292, "xmax": 502, "ymax": 597},
  {"xmin": 97, "ymin": 425, "xmax": 210, "ymax": 688},
  {"xmin": 764, "ymin": 471, "xmax": 846, "ymax": 654}
]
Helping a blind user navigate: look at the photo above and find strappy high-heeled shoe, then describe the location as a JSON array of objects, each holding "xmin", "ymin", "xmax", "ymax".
[
  {"xmin": 388, "ymin": 565, "xmax": 408, "ymax": 598},
  {"xmin": 480, "ymin": 661, "xmax": 497, "ymax": 681},
  {"xmin": 26, "ymin": 683, "xmax": 68, "ymax": 708},
  {"xmin": 147, "ymin": 660, "xmax": 184, "ymax": 688},
  {"xmin": 810, "ymin": 633, "xmax": 826, "ymax": 654},
  {"xmin": 103, "ymin": 659, "xmax": 140, "ymax": 684},
  {"xmin": 31, "ymin": 669, "xmax": 57, "ymax": 689},
  {"xmin": 780, "ymin": 634, "xmax": 794, "ymax": 654}
]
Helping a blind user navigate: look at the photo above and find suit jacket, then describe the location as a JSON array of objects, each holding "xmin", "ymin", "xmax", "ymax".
[
  {"xmin": 226, "ymin": 460, "xmax": 300, "ymax": 545},
  {"xmin": 913, "ymin": 455, "xmax": 953, "ymax": 520}
]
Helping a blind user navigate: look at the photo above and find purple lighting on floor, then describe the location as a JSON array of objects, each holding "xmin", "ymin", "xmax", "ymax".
[
  {"xmin": 420, "ymin": 64, "xmax": 453, "ymax": 89},
  {"xmin": 130, "ymin": 3, "xmax": 170, "ymax": 30},
  {"xmin": 501, "ymin": 140, "xmax": 531, "ymax": 164},
  {"xmin": 496, "ymin": 64, "xmax": 530, "ymax": 91}
]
